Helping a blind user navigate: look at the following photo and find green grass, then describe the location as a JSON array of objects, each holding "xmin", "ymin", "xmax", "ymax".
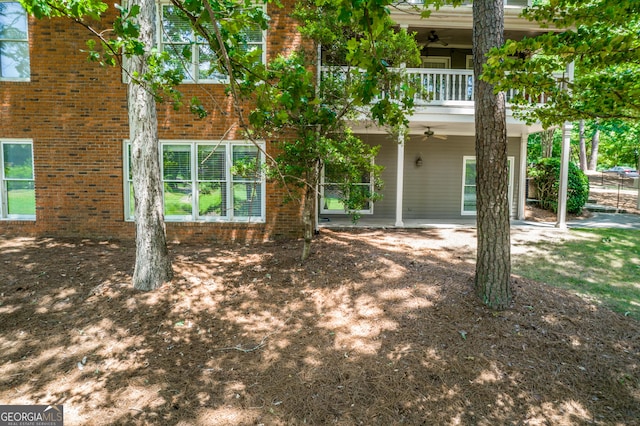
[
  {"xmin": 513, "ymin": 229, "xmax": 640, "ymax": 320},
  {"xmin": 323, "ymin": 196, "xmax": 346, "ymax": 211},
  {"xmin": 199, "ymin": 191, "xmax": 223, "ymax": 215},
  {"xmin": 7, "ymin": 188, "xmax": 35, "ymax": 215},
  {"xmin": 164, "ymin": 188, "xmax": 193, "ymax": 216},
  {"xmin": 163, "ymin": 184, "xmax": 257, "ymax": 216}
]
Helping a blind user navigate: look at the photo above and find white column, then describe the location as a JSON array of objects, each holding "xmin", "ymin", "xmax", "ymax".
[
  {"xmin": 556, "ymin": 62, "xmax": 575, "ymax": 229},
  {"xmin": 395, "ymin": 28, "xmax": 408, "ymax": 228},
  {"xmin": 517, "ymin": 132, "xmax": 528, "ymax": 220},
  {"xmin": 556, "ymin": 121, "xmax": 572, "ymax": 228},
  {"xmin": 395, "ymin": 130, "xmax": 405, "ymax": 227}
]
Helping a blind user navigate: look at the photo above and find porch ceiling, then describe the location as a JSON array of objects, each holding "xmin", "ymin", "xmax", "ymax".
[
  {"xmin": 347, "ymin": 116, "xmax": 540, "ymax": 138},
  {"xmin": 391, "ymin": 6, "xmax": 561, "ymax": 33},
  {"xmin": 408, "ymin": 27, "xmax": 548, "ymax": 50}
]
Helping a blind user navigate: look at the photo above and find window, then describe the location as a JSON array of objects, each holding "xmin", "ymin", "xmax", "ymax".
[
  {"xmin": 158, "ymin": 3, "xmax": 265, "ymax": 83},
  {"xmin": 321, "ymin": 163, "xmax": 375, "ymax": 215},
  {"xmin": 506, "ymin": 0, "xmax": 530, "ymax": 7},
  {"xmin": 421, "ymin": 56, "xmax": 450, "ymax": 69},
  {"xmin": 0, "ymin": 1, "xmax": 30, "ymax": 80},
  {"xmin": 461, "ymin": 156, "xmax": 514, "ymax": 215},
  {"xmin": 124, "ymin": 141, "xmax": 265, "ymax": 222},
  {"xmin": 1, "ymin": 140, "xmax": 35, "ymax": 219}
]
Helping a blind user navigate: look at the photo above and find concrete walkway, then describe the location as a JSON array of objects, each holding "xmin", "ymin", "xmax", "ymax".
[
  {"xmin": 568, "ymin": 212, "xmax": 640, "ymax": 230},
  {"xmin": 322, "ymin": 212, "xmax": 640, "ymax": 231},
  {"xmin": 512, "ymin": 212, "xmax": 640, "ymax": 230}
]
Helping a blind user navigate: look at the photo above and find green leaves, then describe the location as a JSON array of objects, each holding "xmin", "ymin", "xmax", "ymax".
[
  {"xmin": 243, "ymin": 0, "xmax": 419, "ymax": 221},
  {"xmin": 530, "ymin": 158, "xmax": 589, "ymax": 214},
  {"xmin": 113, "ymin": 4, "xmax": 141, "ymax": 40},
  {"xmin": 485, "ymin": 0, "xmax": 640, "ymax": 125},
  {"xmin": 21, "ymin": 0, "xmax": 108, "ymax": 19}
]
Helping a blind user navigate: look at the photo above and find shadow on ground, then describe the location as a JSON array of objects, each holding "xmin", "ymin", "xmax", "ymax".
[{"xmin": 0, "ymin": 229, "xmax": 638, "ymax": 425}]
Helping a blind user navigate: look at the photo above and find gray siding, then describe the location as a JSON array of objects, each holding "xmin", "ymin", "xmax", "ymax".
[
  {"xmin": 320, "ymin": 133, "xmax": 521, "ymax": 220},
  {"xmin": 326, "ymin": 134, "xmax": 521, "ymax": 220},
  {"xmin": 367, "ymin": 134, "xmax": 399, "ymax": 218}
]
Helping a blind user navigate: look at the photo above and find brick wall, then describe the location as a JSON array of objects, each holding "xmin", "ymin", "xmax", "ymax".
[{"xmin": 0, "ymin": 0, "xmax": 305, "ymax": 243}]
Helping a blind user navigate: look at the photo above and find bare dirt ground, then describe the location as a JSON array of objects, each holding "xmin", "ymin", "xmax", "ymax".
[{"xmin": 1, "ymin": 185, "xmax": 639, "ymax": 425}]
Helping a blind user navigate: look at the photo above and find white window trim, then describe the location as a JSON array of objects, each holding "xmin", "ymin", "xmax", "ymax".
[
  {"xmin": 461, "ymin": 155, "xmax": 515, "ymax": 216},
  {"xmin": 124, "ymin": 139, "xmax": 266, "ymax": 223},
  {"xmin": 320, "ymin": 164, "xmax": 375, "ymax": 215},
  {"xmin": 156, "ymin": 1, "xmax": 267, "ymax": 84},
  {"xmin": 465, "ymin": 55, "xmax": 473, "ymax": 70},
  {"xmin": 0, "ymin": 138, "xmax": 35, "ymax": 220},
  {"xmin": 0, "ymin": 0, "xmax": 30, "ymax": 82},
  {"xmin": 421, "ymin": 56, "xmax": 451, "ymax": 69}
]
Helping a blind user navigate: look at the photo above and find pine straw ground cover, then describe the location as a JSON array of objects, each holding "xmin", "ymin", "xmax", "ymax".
[{"xmin": 1, "ymin": 228, "xmax": 638, "ymax": 425}]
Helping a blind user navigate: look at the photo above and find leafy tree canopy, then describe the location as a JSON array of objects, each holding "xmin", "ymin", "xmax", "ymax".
[
  {"xmin": 233, "ymin": 0, "xmax": 421, "ymax": 258},
  {"xmin": 483, "ymin": 0, "xmax": 640, "ymax": 127},
  {"xmin": 19, "ymin": 0, "xmax": 421, "ymax": 259},
  {"xmin": 592, "ymin": 120, "xmax": 640, "ymax": 169}
]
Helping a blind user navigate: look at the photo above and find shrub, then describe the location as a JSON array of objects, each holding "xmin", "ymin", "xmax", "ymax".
[{"xmin": 530, "ymin": 158, "xmax": 589, "ymax": 214}]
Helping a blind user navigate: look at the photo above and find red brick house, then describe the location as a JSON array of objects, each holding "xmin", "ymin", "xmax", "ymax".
[{"xmin": 0, "ymin": 0, "xmax": 548, "ymax": 242}]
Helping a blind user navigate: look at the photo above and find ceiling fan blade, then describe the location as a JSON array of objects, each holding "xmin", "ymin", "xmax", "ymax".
[
  {"xmin": 427, "ymin": 30, "xmax": 449, "ymax": 47},
  {"xmin": 434, "ymin": 134, "xmax": 448, "ymax": 140}
]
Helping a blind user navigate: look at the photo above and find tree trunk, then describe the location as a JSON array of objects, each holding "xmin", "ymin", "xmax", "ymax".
[
  {"xmin": 578, "ymin": 120, "xmax": 588, "ymax": 171},
  {"xmin": 300, "ymin": 184, "xmax": 315, "ymax": 261},
  {"xmin": 129, "ymin": 0, "xmax": 173, "ymax": 290},
  {"xmin": 300, "ymin": 162, "xmax": 319, "ymax": 261},
  {"xmin": 588, "ymin": 127, "xmax": 600, "ymax": 171},
  {"xmin": 473, "ymin": 0, "xmax": 511, "ymax": 309},
  {"xmin": 540, "ymin": 128, "xmax": 554, "ymax": 158}
]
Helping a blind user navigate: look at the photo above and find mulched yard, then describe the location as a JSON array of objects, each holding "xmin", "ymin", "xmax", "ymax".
[{"xmin": 1, "ymin": 224, "xmax": 639, "ymax": 425}]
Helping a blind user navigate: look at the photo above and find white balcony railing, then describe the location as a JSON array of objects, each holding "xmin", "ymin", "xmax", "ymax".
[
  {"xmin": 406, "ymin": 68, "xmax": 475, "ymax": 104},
  {"xmin": 401, "ymin": 0, "xmax": 530, "ymax": 6},
  {"xmin": 321, "ymin": 66, "xmax": 548, "ymax": 107}
]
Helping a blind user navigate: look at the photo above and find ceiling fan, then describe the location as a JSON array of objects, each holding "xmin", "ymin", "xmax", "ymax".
[
  {"xmin": 423, "ymin": 126, "xmax": 448, "ymax": 140},
  {"xmin": 427, "ymin": 30, "xmax": 449, "ymax": 47}
]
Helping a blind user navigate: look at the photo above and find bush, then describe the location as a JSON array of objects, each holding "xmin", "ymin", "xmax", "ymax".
[{"xmin": 530, "ymin": 158, "xmax": 589, "ymax": 214}]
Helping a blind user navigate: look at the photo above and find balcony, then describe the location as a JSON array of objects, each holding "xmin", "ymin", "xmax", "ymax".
[
  {"xmin": 321, "ymin": 66, "xmax": 548, "ymax": 108},
  {"xmin": 401, "ymin": 0, "xmax": 530, "ymax": 6},
  {"xmin": 407, "ymin": 67, "xmax": 474, "ymax": 105}
]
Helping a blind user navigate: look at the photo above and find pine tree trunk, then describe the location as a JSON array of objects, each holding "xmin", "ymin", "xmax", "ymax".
[
  {"xmin": 578, "ymin": 120, "xmax": 588, "ymax": 171},
  {"xmin": 588, "ymin": 128, "xmax": 600, "ymax": 171},
  {"xmin": 473, "ymin": 0, "xmax": 511, "ymax": 310},
  {"xmin": 129, "ymin": 0, "xmax": 173, "ymax": 290}
]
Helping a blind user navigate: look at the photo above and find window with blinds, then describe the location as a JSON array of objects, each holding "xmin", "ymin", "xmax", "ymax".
[
  {"xmin": 159, "ymin": 3, "xmax": 265, "ymax": 83},
  {"xmin": 124, "ymin": 141, "xmax": 265, "ymax": 222}
]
